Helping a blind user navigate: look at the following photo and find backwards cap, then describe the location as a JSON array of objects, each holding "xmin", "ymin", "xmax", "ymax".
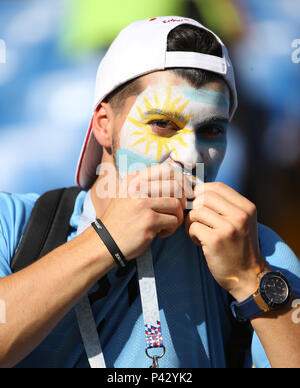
[{"xmin": 76, "ymin": 16, "xmax": 238, "ymax": 189}]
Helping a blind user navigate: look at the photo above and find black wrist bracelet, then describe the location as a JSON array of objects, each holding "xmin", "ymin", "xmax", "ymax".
[{"xmin": 91, "ymin": 218, "xmax": 128, "ymax": 268}]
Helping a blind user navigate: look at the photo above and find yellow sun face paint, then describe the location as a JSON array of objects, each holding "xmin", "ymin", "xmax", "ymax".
[{"xmin": 126, "ymin": 85, "xmax": 194, "ymax": 161}]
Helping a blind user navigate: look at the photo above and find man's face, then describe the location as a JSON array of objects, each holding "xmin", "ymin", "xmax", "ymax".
[{"xmin": 112, "ymin": 71, "xmax": 230, "ymax": 183}]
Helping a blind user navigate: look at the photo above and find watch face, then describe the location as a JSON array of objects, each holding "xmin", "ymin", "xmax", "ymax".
[{"xmin": 260, "ymin": 272, "xmax": 290, "ymax": 308}]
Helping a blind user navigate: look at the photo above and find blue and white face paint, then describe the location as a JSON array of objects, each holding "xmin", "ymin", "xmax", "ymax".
[{"xmin": 117, "ymin": 81, "xmax": 230, "ymax": 183}]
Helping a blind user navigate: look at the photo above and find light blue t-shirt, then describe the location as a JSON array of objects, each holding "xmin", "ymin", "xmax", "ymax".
[{"xmin": 0, "ymin": 191, "xmax": 299, "ymax": 368}]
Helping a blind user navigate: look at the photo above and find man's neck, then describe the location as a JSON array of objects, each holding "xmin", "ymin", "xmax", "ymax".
[
  {"xmin": 90, "ymin": 160, "xmax": 119, "ymax": 218},
  {"xmin": 90, "ymin": 183, "xmax": 113, "ymax": 219}
]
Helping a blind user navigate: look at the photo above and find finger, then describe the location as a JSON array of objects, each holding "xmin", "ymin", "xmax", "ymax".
[
  {"xmin": 134, "ymin": 163, "xmax": 194, "ymax": 199},
  {"xmin": 193, "ymin": 190, "xmax": 251, "ymax": 231},
  {"xmin": 138, "ymin": 180, "xmax": 188, "ymax": 209},
  {"xmin": 153, "ymin": 212, "xmax": 182, "ymax": 238},
  {"xmin": 147, "ymin": 180, "xmax": 188, "ymax": 210},
  {"xmin": 131, "ymin": 179, "xmax": 183, "ymax": 197},
  {"xmin": 195, "ymin": 182, "xmax": 256, "ymax": 217},
  {"xmin": 185, "ymin": 207, "xmax": 232, "ymax": 231},
  {"xmin": 126, "ymin": 178, "xmax": 187, "ymax": 210},
  {"xmin": 193, "ymin": 190, "xmax": 237, "ymax": 215},
  {"xmin": 133, "ymin": 162, "xmax": 176, "ymax": 181},
  {"xmin": 187, "ymin": 221, "xmax": 212, "ymax": 246},
  {"xmin": 149, "ymin": 197, "xmax": 184, "ymax": 225}
]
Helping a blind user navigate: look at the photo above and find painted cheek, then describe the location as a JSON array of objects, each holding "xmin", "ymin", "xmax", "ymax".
[
  {"xmin": 116, "ymin": 148, "xmax": 158, "ymax": 178},
  {"xmin": 117, "ymin": 121, "xmax": 159, "ymax": 177},
  {"xmin": 201, "ymin": 144, "xmax": 227, "ymax": 182}
]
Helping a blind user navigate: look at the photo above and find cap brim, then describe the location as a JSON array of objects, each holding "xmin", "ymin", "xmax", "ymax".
[{"xmin": 76, "ymin": 118, "xmax": 103, "ymax": 189}]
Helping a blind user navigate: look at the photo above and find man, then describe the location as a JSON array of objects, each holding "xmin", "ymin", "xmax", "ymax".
[{"xmin": 0, "ymin": 17, "xmax": 299, "ymax": 368}]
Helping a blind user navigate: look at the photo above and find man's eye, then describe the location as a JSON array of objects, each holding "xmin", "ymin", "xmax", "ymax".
[
  {"xmin": 197, "ymin": 124, "xmax": 226, "ymax": 138},
  {"xmin": 148, "ymin": 120, "xmax": 179, "ymax": 136}
]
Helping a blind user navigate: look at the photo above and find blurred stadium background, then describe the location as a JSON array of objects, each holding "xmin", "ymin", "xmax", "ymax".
[{"xmin": 0, "ymin": 0, "xmax": 299, "ymax": 256}]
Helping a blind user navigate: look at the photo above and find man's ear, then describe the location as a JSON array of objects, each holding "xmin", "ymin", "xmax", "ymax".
[{"xmin": 92, "ymin": 102, "xmax": 114, "ymax": 148}]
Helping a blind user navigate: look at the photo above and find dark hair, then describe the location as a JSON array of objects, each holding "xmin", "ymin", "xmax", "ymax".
[
  {"xmin": 105, "ymin": 24, "xmax": 224, "ymax": 113},
  {"xmin": 167, "ymin": 24, "xmax": 223, "ymax": 87}
]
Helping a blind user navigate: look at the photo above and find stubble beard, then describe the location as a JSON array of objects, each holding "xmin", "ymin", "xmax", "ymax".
[{"xmin": 111, "ymin": 132, "xmax": 120, "ymax": 180}]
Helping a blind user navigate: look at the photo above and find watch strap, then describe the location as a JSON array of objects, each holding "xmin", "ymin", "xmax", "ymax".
[
  {"xmin": 230, "ymin": 295, "xmax": 265, "ymax": 322},
  {"xmin": 253, "ymin": 291, "xmax": 271, "ymax": 312}
]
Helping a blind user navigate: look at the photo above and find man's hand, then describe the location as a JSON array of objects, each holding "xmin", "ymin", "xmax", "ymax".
[
  {"xmin": 101, "ymin": 163, "xmax": 193, "ymax": 261},
  {"xmin": 185, "ymin": 182, "xmax": 266, "ymax": 302}
]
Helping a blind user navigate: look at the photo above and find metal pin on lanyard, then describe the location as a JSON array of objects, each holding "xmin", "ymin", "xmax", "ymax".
[{"xmin": 146, "ymin": 346, "xmax": 166, "ymax": 368}]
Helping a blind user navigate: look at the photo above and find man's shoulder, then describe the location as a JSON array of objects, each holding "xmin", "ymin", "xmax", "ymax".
[
  {"xmin": 0, "ymin": 191, "xmax": 40, "ymax": 231},
  {"xmin": 0, "ymin": 191, "xmax": 40, "ymax": 207},
  {"xmin": 0, "ymin": 192, "xmax": 40, "ymax": 276}
]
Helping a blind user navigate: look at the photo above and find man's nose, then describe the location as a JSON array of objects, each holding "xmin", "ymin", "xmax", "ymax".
[{"xmin": 170, "ymin": 135, "xmax": 202, "ymax": 171}]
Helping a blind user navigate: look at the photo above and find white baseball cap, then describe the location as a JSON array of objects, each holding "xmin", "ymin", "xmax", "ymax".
[{"xmin": 76, "ymin": 16, "xmax": 238, "ymax": 189}]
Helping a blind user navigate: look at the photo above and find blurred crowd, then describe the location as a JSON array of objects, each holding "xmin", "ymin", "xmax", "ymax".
[{"xmin": 0, "ymin": 0, "xmax": 299, "ymax": 256}]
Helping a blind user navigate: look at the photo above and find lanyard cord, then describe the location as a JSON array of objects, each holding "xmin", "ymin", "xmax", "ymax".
[
  {"xmin": 137, "ymin": 249, "xmax": 166, "ymax": 368},
  {"xmin": 75, "ymin": 294, "xmax": 106, "ymax": 368},
  {"xmin": 76, "ymin": 192, "xmax": 106, "ymax": 368},
  {"xmin": 136, "ymin": 249, "xmax": 164, "ymax": 349},
  {"xmin": 75, "ymin": 191, "xmax": 165, "ymax": 368}
]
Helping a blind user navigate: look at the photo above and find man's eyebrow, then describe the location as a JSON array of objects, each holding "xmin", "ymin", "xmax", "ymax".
[
  {"xmin": 198, "ymin": 116, "xmax": 229, "ymax": 126},
  {"xmin": 145, "ymin": 109, "xmax": 186, "ymax": 122}
]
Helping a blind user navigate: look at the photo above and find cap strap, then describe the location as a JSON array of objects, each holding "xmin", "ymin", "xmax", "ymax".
[{"xmin": 165, "ymin": 51, "xmax": 227, "ymax": 75}]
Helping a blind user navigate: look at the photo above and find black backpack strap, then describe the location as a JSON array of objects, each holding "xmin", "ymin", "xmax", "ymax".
[
  {"xmin": 11, "ymin": 186, "xmax": 82, "ymax": 273},
  {"xmin": 226, "ymin": 293, "xmax": 253, "ymax": 368}
]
